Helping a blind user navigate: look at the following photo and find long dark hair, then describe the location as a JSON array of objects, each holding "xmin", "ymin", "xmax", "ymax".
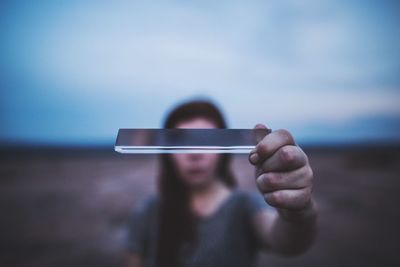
[{"xmin": 156, "ymin": 99, "xmax": 236, "ymax": 267}]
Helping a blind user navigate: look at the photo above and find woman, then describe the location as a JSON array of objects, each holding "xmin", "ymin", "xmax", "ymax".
[{"xmin": 126, "ymin": 99, "xmax": 317, "ymax": 267}]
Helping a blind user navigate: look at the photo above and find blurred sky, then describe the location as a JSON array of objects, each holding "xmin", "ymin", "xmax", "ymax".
[{"xmin": 0, "ymin": 0, "xmax": 399, "ymax": 145}]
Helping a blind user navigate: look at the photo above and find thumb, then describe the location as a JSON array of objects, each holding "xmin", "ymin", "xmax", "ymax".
[
  {"xmin": 252, "ymin": 123, "xmax": 272, "ymax": 143},
  {"xmin": 254, "ymin": 123, "xmax": 268, "ymax": 130}
]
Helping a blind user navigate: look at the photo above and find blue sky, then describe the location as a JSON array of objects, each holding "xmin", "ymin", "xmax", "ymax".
[{"xmin": 1, "ymin": 0, "xmax": 399, "ymax": 145}]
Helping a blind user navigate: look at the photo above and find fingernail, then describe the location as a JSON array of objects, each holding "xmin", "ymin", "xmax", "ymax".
[{"xmin": 249, "ymin": 152, "xmax": 259, "ymax": 164}]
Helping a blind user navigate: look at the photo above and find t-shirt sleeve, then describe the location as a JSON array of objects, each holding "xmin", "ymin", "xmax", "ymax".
[
  {"xmin": 243, "ymin": 191, "xmax": 271, "ymax": 216},
  {"xmin": 242, "ymin": 191, "xmax": 272, "ymax": 250},
  {"xmin": 125, "ymin": 196, "xmax": 155, "ymax": 254}
]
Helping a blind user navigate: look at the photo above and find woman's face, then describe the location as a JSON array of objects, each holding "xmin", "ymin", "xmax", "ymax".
[{"xmin": 171, "ymin": 117, "xmax": 220, "ymax": 189}]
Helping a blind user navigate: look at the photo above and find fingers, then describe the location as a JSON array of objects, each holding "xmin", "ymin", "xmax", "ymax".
[
  {"xmin": 249, "ymin": 126, "xmax": 314, "ymax": 211},
  {"xmin": 256, "ymin": 165, "xmax": 313, "ymax": 193},
  {"xmin": 263, "ymin": 187, "xmax": 313, "ymax": 210},
  {"xmin": 249, "ymin": 129, "xmax": 296, "ymax": 165},
  {"xmin": 255, "ymin": 145, "xmax": 308, "ymax": 174}
]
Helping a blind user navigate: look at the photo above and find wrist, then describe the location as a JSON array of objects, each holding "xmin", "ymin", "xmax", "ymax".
[{"xmin": 277, "ymin": 198, "xmax": 317, "ymax": 223}]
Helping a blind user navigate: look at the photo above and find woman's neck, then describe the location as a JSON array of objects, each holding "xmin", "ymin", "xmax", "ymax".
[{"xmin": 189, "ymin": 179, "xmax": 231, "ymax": 217}]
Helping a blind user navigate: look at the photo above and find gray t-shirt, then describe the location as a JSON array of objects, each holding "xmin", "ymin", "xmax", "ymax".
[{"xmin": 126, "ymin": 190, "xmax": 270, "ymax": 267}]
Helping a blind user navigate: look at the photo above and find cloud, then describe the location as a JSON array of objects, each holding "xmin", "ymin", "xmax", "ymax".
[{"xmin": 0, "ymin": 0, "xmax": 399, "ymax": 144}]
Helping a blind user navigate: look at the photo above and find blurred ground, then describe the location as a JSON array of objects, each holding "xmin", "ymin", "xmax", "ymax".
[{"xmin": 0, "ymin": 146, "xmax": 399, "ymax": 267}]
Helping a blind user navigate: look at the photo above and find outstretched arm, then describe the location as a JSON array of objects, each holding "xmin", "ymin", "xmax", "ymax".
[
  {"xmin": 125, "ymin": 253, "xmax": 144, "ymax": 267},
  {"xmin": 249, "ymin": 124, "xmax": 318, "ymax": 255}
]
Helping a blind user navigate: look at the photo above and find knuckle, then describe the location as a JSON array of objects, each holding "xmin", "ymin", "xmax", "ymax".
[
  {"xmin": 280, "ymin": 146, "xmax": 297, "ymax": 163},
  {"xmin": 277, "ymin": 129, "xmax": 295, "ymax": 144},
  {"xmin": 304, "ymin": 152, "xmax": 310, "ymax": 163},
  {"xmin": 299, "ymin": 147, "xmax": 309, "ymax": 163},
  {"xmin": 257, "ymin": 173, "xmax": 276, "ymax": 191},
  {"xmin": 266, "ymin": 172, "xmax": 280, "ymax": 187},
  {"xmin": 256, "ymin": 174, "xmax": 267, "ymax": 190},
  {"xmin": 302, "ymin": 166, "xmax": 313, "ymax": 184},
  {"xmin": 307, "ymin": 166, "xmax": 314, "ymax": 180},
  {"xmin": 301, "ymin": 187, "xmax": 312, "ymax": 204},
  {"xmin": 266, "ymin": 191, "xmax": 285, "ymax": 207},
  {"xmin": 303, "ymin": 167, "xmax": 314, "ymax": 188}
]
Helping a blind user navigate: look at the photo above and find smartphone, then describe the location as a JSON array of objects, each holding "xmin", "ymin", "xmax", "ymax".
[{"xmin": 114, "ymin": 128, "xmax": 271, "ymax": 154}]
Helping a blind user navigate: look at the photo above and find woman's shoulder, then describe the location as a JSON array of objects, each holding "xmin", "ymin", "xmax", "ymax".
[
  {"xmin": 132, "ymin": 194, "xmax": 160, "ymax": 215},
  {"xmin": 230, "ymin": 189, "xmax": 263, "ymax": 201},
  {"xmin": 230, "ymin": 190, "xmax": 271, "ymax": 214}
]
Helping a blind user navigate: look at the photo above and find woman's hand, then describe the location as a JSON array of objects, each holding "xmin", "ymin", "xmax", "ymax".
[
  {"xmin": 249, "ymin": 124, "xmax": 314, "ymax": 214},
  {"xmin": 249, "ymin": 124, "xmax": 317, "ymax": 254}
]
